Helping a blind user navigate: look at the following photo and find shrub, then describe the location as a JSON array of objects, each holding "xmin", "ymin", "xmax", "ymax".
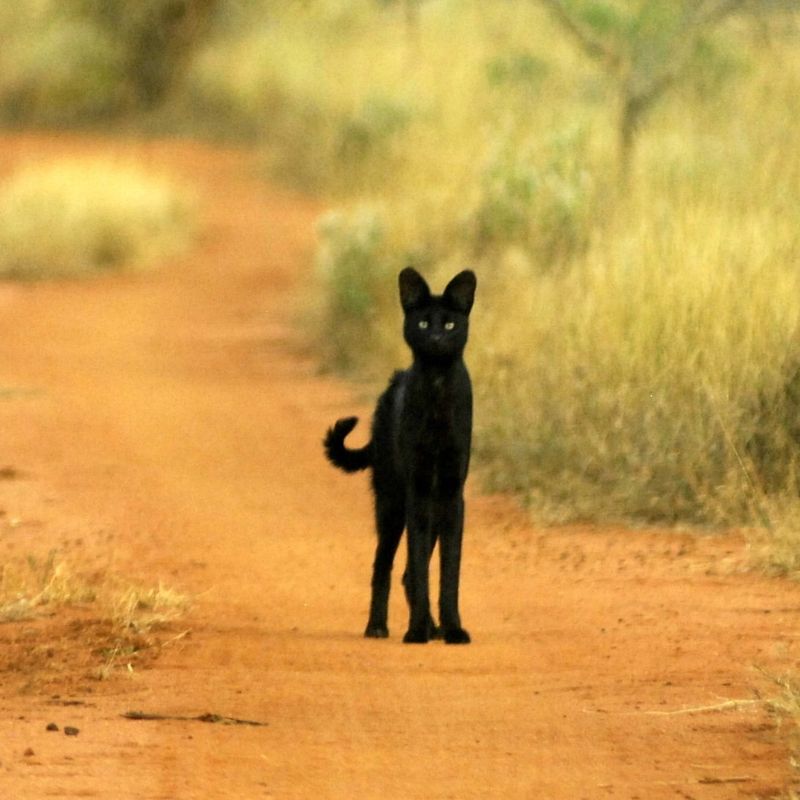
[
  {"xmin": 485, "ymin": 50, "xmax": 549, "ymax": 93},
  {"xmin": 471, "ymin": 198, "xmax": 800, "ymax": 524},
  {"xmin": 337, "ymin": 94, "xmax": 414, "ymax": 164},
  {"xmin": 0, "ymin": 16, "xmax": 128, "ymax": 124},
  {"xmin": 314, "ymin": 206, "xmax": 401, "ymax": 371},
  {"xmin": 0, "ymin": 0, "xmax": 219, "ymax": 124},
  {"xmin": 62, "ymin": 0, "xmax": 220, "ymax": 107},
  {"xmin": 464, "ymin": 127, "xmax": 594, "ymax": 266},
  {"xmin": 0, "ymin": 159, "xmax": 195, "ymax": 280}
]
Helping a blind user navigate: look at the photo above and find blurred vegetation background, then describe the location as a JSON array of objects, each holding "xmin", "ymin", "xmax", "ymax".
[{"xmin": 3, "ymin": 0, "xmax": 800, "ymax": 542}]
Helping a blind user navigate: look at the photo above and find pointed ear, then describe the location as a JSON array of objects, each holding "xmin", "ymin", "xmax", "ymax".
[
  {"xmin": 443, "ymin": 270, "xmax": 476, "ymax": 314},
  {"xmin": 398, "ymin": 267, "xmax": 431, "ymax": 312}
]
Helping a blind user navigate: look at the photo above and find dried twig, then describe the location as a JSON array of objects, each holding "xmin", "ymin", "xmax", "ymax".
[
  {"xmin": 641, "ymin": 698, "xmax": 761, "ymax": 715},
  {"xmin": 122, "ymin": 710, "xmax": 268, "ymax": 727},
  {"xmin": 538, "ymin": 0, "xmax": 621, "ymax": 67},
  {"xmin": 583, "ymin": 698, "xmax": 763, "ymax": 716}
]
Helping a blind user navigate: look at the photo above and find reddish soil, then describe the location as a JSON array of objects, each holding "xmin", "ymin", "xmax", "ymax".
[{"xmin": 1, "ymin": 133, "xmax": 799, "ymax": 799}]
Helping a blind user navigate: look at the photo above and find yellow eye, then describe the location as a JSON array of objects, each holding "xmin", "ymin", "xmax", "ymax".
[
  {"xmin": 444, "ymin": 321, "xmax": 455, "ymax": 330},
  {"xmin": 418, "ymin": 320, "xmax": 429, "ymax": 329}
]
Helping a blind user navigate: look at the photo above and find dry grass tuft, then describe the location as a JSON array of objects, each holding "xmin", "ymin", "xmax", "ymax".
[
  {"xmin": 0, "ymin": 551, "xmax": 96, "ymax": 623},
  {"xmin": 0, "ymin": 552, "xmax": 190, "ymax": 681},
  {"xmin": 744, "ymin": 499, "xmax": 800, "ymax": 579},
  {"xmin": 760, "ymin": 671, "xmax": 800, "ymax": 790},
  {"xmin": 0, "ymin": 158, "xmax": 195, "ymax": 280},
  {"xmin": 108, "ymin": 581, "xmax": 190, "ymax": 634},
  {"xmin": 0, "ymin": 551, "xmax": 189, "ymax": 629}
]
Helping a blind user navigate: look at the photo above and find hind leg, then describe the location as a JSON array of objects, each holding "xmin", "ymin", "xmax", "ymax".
[
  {"xmin": 402, "ymin": 490, "xmax": 439, "ymax": 644},
  {"xmin": 364, "ymin": 493, "xmax": 405, "ymax": 638}
]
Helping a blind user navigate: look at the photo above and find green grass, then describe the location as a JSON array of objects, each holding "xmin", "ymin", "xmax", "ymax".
[{"xmin": 0, "ymin": 158, "xmax": 195, "ymax": 279}]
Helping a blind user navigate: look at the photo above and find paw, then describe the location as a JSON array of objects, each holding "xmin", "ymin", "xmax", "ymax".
[
  {"xmin": 364, "ymin": 624, "xmax": 389, "ymax": 639},
  {"xmin": 402, "ymin": 628, "xmax": 430, "ymax": 644},
  {"xmin": 443, "ymin": 627, "xmax": 471, "ymax": 644}
]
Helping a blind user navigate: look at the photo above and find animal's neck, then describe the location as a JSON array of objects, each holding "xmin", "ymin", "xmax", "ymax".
[{"xmin": 411, "ymin": 352, "xmax": 463, "ymax": 377}]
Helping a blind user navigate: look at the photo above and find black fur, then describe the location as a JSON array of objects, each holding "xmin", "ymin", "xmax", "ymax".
[
  {"xmin": 324, "ymin": 267, "xmax": 476, "ymax": 644},
  {"xmin": 324, "ymin": 417, "xmax": 372, "ymax": 473}
]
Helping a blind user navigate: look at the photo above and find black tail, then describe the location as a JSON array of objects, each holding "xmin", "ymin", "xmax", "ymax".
[{"xmin": 324, "ymin": 416, "xmax": 372, "ymax": 473}]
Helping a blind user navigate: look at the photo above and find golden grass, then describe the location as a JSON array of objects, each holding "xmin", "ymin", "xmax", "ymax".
[
  {"xmin": 745, "ymin": 498, "xmax": 800, "ymax": 578},
  {"xmin": 0, "ymin": 158, "xmax": 195, "ymax": 279},
  {"xmin": 0, "ymin": 552, "xmax": 190, "ymax": 682},
  {"xmin": 109, "ymin": 581, "xmax": 190, "ymax": 634},
  {"xmin": 0, "ymin": 551, "xmax": 189, "ymax": 632},
  {"xmin": 1, "ymin": 549, "xmax": 191, "ymax": 685},
  {"xmin": 0, "ymin": 551, "xmax": 96, "ymax": 623},
  {"xmin": 759, "ymin": 671, "xmax": 800, "ymax": 790},
  {"xmin": 470, "ymin": 174, "xmax": 800, "ymax": 523}
]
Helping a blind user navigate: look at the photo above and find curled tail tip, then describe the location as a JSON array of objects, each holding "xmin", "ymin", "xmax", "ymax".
[
  {"xmin": 335, "ymin": 416, "xmax": 359, "ymax": 434},
  {"xmin": 324, "ymin": 416, "xmax": 358, "ymax": 448},
  {"xmin": 323, "ymin": 415, "xmax": 371, "ymax": 472}
]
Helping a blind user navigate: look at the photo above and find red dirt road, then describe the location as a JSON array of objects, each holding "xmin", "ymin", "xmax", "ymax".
[{"xmin": 1, "ymin": 134, "xmax": 799, "ymax": 799}]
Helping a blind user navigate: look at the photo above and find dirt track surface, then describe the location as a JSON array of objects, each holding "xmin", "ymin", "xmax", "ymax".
[{"xmin": 1, "ymin": 134, "xmax": 800, "ymax": 799}]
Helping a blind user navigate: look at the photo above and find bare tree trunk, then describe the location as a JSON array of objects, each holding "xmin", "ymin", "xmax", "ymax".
[
  {"xmin": 618, "ymin": 92, "xmax": 640, "ymax": 185},
  {"xmin": 540, "ymin": 0, "xmax": 749, "ymax": 184},
  {"xmin": 618, "ymin": 74, "xmax": 672, "ymax": 184}
]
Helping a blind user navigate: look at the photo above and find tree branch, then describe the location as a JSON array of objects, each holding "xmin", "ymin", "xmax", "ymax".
[
  {"xmin": 538, "ymin": 0, "xmax": 621, "ymax": 69},
  {"xmin": 697, "ymin": 0, "xmax": 749, "ymax": 26},
  {"xmin": 122, "ymin": 710, "xmax": 269, "ymax": 727},
  {"xmin": 628, "ymin": 0, "xmax": 748, "ymax": 111}
]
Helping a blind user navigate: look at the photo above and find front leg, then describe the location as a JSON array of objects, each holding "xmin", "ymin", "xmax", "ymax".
[
  {"xmin": 401, "ymin": 528, "xmax": 442, "ymax": 640},
  {"xmin": 403, "ymin": 492, "xmax": 433, "ymax": 644},
  {"xmin": 438, "ymin": 493, "xmax": 470, "ymax": 644}
]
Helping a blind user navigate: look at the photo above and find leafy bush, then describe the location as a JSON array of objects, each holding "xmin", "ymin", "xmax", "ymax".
[
  {"xmin": 0, "ymin": 0, "xmax": 219, "ymax": 124},
  {"xmin": 337, "ymin": 94, "xmax": 414, "ymax": 164},
  {"xmin": 0, "ymin": 16, "xmax": 128, "ymax": 124},
  {"xmin": 485, "ymin": 50, "xmax": 549, "ymax": 93},
  {"xmin": 0, "ymin": 159, "xmax": 195, "ymax": 279},
  {"xmin": 66, "ymin": 0, "xmax": 220, "ymax": 107},
  {"xmin": 686, "ymin": 35, "xmax": 751, "ymax": 99},
  {"xmin": 464, "ymin": 127, "xmax": 594, "ymax": 266},
  {"xmin": 314, "ymin": 206, "xmax": 401, "ymax": 371},
  {"xmin": 184, "ymin": 25, "xmax": 416, "ymax": 189}
]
